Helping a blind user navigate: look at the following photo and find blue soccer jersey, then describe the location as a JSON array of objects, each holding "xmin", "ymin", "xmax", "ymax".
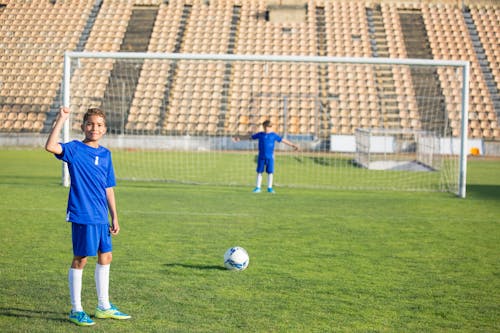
[
  {"xmin": 55, "ymin": 140, "xmax": 116, "ymax": 225},
  {"xmin": 251, "ymin": 132, "xmax": 282, "ymax": 159}
]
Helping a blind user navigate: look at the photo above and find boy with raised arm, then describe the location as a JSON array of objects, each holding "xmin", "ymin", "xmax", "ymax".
[{"xmin": 45, "ymin": 107, "xmax": 130, "ymax": 326}]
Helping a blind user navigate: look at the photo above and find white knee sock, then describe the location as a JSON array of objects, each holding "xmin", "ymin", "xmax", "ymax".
[
  {"xmin": 268, "ymin": 173, "xmax": 273, "ymax": 188},
  {"xmin": 95, "ymin": 263, "xmax": 111, "ymax": 310},
  {"xmin": 69, "ymin": 268, "xmax": 83, "ymax": 312},
  {"xmin": 256, "ymin": 173, "xmax": 263, "ymax": 188}
]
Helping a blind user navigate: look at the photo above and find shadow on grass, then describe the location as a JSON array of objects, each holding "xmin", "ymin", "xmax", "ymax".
[
  {"xmin": 0, "ymin": 307, "xmax": 67, "ymax": 322},
  {"xmin": 466, "ymin": 184, "xmax": 500, "ymax": 200},
  {"xmin": 164, "ymin": 263, "xmax": 226, "ymax": 271}
]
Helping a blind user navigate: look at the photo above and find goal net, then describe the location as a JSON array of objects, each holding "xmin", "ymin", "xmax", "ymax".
[
  {"xmin": 355, "ymin": 128, "xmax": 440, "ymax": 172},
  {"xmin": 61, "ymin": 52, "xmax": 469, "ymax": 197}
]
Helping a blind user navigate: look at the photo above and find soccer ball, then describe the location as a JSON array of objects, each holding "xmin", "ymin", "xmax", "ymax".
[{"xmin": 223, "ymin": 246, "xmax": 249, "ymax": 271}]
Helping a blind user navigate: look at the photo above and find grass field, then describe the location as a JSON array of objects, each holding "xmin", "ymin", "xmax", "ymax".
[
  {"xmin": 0, "ymin": 149, "xmax": 499, "ymax": 332},
  {"xmin": 111, "ymin": 149, "xmax": 455, "ymax": 192}
]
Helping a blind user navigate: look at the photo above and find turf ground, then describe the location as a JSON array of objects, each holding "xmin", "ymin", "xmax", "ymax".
[{"xmin": 0, "ymin": 149, "xmax": 499, "ymax": 332}]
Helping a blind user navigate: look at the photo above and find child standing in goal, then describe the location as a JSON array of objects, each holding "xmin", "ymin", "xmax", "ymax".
[
  {"xmin": 234, "ymin": 119, "xmax": 299, "ymax": 193},
  {"xmin": 45, "ymin": 107, "xmax": 131, "ymax": 326}
]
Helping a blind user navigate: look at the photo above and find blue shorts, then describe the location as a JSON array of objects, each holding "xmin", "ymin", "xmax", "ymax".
[
  {"xmin": 71, "ymin": 223, "xmax": 112, "ymax": 257},
  {"xmin": 256, "ymin": 158, "xmax": 274, "ymax": 174}
]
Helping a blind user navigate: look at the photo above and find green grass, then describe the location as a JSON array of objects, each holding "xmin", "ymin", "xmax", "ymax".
[
  {"xmin": 0, "ymin": 149, "xmax": 499, "ymax": 332},
  {"xmin": 112, "ymin": 150, "xmax": 451, "ymax": 191}
]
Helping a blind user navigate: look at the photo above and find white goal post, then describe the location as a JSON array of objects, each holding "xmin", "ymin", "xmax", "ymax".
[{"xmin": 61, "ymin": 51, "xmax": 469, "ymax": 197}]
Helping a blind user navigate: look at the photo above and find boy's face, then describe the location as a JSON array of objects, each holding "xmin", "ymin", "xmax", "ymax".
[
  {"xmin": 82, "ymin": 115, "xmax": 106, "ymax": 144},
  {"xmin": 264, "ymin": 123, "xmax": 272, "ymax": 133}
]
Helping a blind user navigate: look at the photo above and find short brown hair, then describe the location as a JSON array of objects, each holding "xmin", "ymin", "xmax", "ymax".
[
  {"xmin": 262, "ymin": 120, "xmax": 272, "ymax": 128},
  {"xmin": 83, "ymin": 107, "xmax": 106, "ymax": 124}
]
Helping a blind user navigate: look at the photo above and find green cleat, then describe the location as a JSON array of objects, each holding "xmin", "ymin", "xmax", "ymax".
[
  {"xmin": 95, "ymin": 303, "xmax": 131, "ymax": 320},
  {"xmin": 69, "ymin": 310, "xmax": 95, "ymax": 326}
]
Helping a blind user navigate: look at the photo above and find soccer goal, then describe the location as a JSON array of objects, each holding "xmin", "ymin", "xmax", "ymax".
[
  {"xmin": 61, "ymin": 51, "xmax": 469, "ymax": 197},
  {"xmin": 355, "ymin": 128, "xmax": 441, "ymax": 172}
]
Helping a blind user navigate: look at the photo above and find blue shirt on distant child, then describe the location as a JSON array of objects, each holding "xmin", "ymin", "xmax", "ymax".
[{"xmin": 251, "ymin": 132, "xmax": 283, "ymax": 159}]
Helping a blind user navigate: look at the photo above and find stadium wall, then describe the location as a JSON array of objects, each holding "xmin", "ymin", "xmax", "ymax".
[{"xmin": 1, "ymin": 133, "xmax": 494, "ymax": 156}]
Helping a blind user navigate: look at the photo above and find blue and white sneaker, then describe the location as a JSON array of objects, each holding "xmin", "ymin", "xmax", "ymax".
[
  {"xmin": 69, "ymin": 310, "xmax": 95, "ymax": 326},
  {"xmin": 267, "ymin": 188, "xmax": 275, "ymax": 194},
  {"xmin": 95, "ymin": 303, "xmax": 131, "ymax": 320},
  {"xmin": 252, "ymin": 187, "xmax": 261, "ymax": 193}
]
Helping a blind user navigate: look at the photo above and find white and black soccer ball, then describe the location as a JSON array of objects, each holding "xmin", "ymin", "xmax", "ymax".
[{"xmin": 223, "ymin": 246, "xmax": 249, "ymax": 271}]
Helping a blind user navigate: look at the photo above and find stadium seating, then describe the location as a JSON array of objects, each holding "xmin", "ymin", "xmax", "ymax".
[
  {"xmin": 423, "ymin": 3, "xmax": 497, "ymax": 139},
  {"xmin": 0, "ymin": 0, "xmax": 498, "ymax": 140},
  {"xmin": 0, "ymin": 0, "xmax": 93, "ymax": 132},
  {"xmin": 469, "ymin": 4, "xmax": 499, "ymax": 139}
]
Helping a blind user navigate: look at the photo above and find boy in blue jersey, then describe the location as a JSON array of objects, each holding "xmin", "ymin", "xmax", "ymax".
[
  {"xmin": 235, "ymin": 120, "xmax": 298, "ymax": 193},
  {"xmin": 45, "ymin": 107, "xmax": 130, "ymax": 326}
]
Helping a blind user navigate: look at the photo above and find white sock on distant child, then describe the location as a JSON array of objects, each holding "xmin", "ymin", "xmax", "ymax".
[
  {"xmin": 95, "ymin": 263, "xmax": 111, "ymax": 310},
  {"xmin": 256, "ymin": 173, "xmax": 263, "ymax": 188},
  {"xmin": 69, "ymin": 268, "xmax": 83, "ymax": 312},
  {"xmin": 268, "ymin": 174, "xmax": 273, "ymax": 189}
]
